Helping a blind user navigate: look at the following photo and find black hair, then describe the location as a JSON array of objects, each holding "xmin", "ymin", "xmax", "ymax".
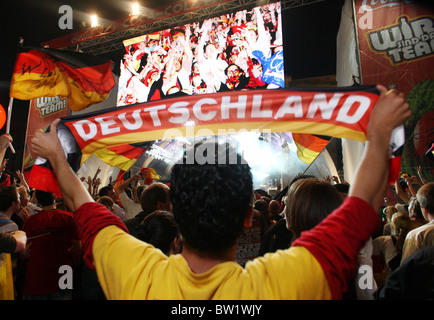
[
  {"xmin": 170, "ymin": 142, "xmax": 253, "ymax": 255},
  {"xmin": 224, "ymin": 63, "xmax": 242, "ymax": 75},
  {"xmin": 35, "ymin": 189, "xmax": 56, "ymax": 207},
  {"xmin": 98, "ymin": 186, "xmax": 112, "ymax": 198},
  {"xmin": 136, "ymin": 210, "xmax": 180, "ymax": 255},
  {"xmin": 334, "ymin": 183, "xmax": 350, "ymax": 194}
]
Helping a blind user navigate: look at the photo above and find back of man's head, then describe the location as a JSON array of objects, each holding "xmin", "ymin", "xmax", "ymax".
[
  {"xmin": 35, "ymin": 189, "xmax": 56, "ymax": 207},
  {"xmin": 417, "ymin": 182, "xmax": 434, "ymax": 216},
  {"xmin": 269, "ymin": 200, "xmax": 280, "ymax": 217},
  {"xmin": 140, "ymin": 182, "xmax": 169, "ymax": 215},
  {"xmin": 170, "ymin": 142, "xmax": 253, "ymax": 256}
]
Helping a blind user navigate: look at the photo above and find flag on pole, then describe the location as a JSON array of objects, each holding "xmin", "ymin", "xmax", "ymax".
[
  {"xmin": 94, "ymin": 142, "xmax": 152, "ymax": 172},
  {"xmin": 10, "ymin": 47, "xmax": 115, "ymax": 111},
  {"xmin": 292, "ymin": 133, "xmax": 330, "ymax": 164}
]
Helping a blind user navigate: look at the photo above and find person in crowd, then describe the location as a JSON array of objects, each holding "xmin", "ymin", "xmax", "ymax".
[
  {"xmin": 27, "ymin": 189, "xmax": 42, "ymax": 216},
  {"xmin": 0, "ymin": 231, "xmax": 26, "ymax": 254},
  {"xmin": 97, "ymin": 196, "xmax": 114, "ymax": 212},
  {"xmin": 0, "ymin": 185, "xmax": 21, "ymax": 290},
  {"xmin": 250, "ymin": 5, "xmax": 284, "ymax": 89},
  {"xmin": 334, "ymin": 183, "xmax": 350, "ymax": 199},
  {"xmin": 285, "ymin": 176, "xmax": 377, "ymax": 299},
  {"xmin": 268, "ymin": 200, "xmax": 282, "ymax": 223},
  {"xmin": 98, "ymin": 185, "xmax": 126, "ymax": 220},
  {"xmin": 21, "ymin": 190, "xmax": 81, "ymax": 300},
  {"xmin": 372, "ymin": 212, "xmax": 414, "ymax": 283},
  {"xmin": 382, "ymin": 205, "xmax": 398, "ymax": 236},
  {"xmin": 135, "ymin": 210, "xmax": 182, "ymax": 256},
  {"xmin": 0, "ymin": 231, "xmax": 26, "ymax": 300},
  {"xmin": 122, "ymin": 182, "xmax": 171, "ymax": 238},
  {"xmin": 115, "ymin": 173, "xmax": 146, "ymax": 220},
  {"xmin": 30, "ymin": 85, "xmax": 410, "ymax": 299},
  {"xmin": 285, "ymin": 178, "xmax": 343, "ymax": 238},
  {"xmin": 375, "ymin": 246, "xmax": 434, "ymax": 299},
  {"xmin": 190, "ymin": 61, "xmax": 207, "ymax": 94},
  {"xmin": 395, "ymin": 203, "xmax": 408, "ymax": 215},
  {"xmin": 196, "ymin": 20, "xmax": 228, "ymax": 93},
  {"xmin": 0, "ymin": 133, "xmax": 21, "ymax": 299},
  {"xmin": 0, "ymin": 133, "xmax": 12, "ymax": 189},
  {"xmin": 401, "ymin": 182, "xmax": 434, "ymax": 263},
  {"xmin": 219, "ymin": 64, "xmax": 249, "ymax": 91},
  {"xmin": 259, "ymin": 174, "xmax": 315, "ymax": 256},
  {"xmin": 10, "ymin": 186, "xmax": 30, "ymax": 230},
  {"xmin": 0, "ymin": 181, "xmax": 21, "ymax": 299},
  {"xmin": 82, "ymin": 168, "xmax": 102, "ymax": 200},
  {"xmin": 253, "ymin": 198, "xmax": 272, "ymax": 239},
  {"xmin": 408, "ymin": 197, "xmax": 427, "ymax": 228},
  {"xmin": 0, "ymin": 158, "xmax": 11, "ymax": 187},
  {"xmin": 235, "ymin": 192, "xmax": 263, "ymax": 267}
]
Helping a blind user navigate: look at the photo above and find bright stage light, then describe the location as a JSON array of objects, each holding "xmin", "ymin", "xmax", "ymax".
[
  {"xmin": 131, "ymin": 3, "xmax": 140, "ymax": 15},
  {"xmin": 90, "ymin": 14, "xmax": 98, "ymax": 27}
]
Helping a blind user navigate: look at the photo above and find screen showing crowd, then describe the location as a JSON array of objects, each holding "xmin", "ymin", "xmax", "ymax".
[{"xmin": 117, "ymin": 2, "xmax": 284, "ymax": 106}]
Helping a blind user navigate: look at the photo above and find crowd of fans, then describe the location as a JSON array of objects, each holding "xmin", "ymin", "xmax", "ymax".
[
  {"xmin": 0, "ymin": 85, "xmax": 432, "ymax": 300},
  {"xmin": 117, "ymin": 3, "xmax": 284, "ymax": 106}
]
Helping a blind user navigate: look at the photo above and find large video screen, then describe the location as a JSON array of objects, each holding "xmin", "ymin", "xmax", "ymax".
[{"xmin": 117, "ymin": 2, "xmax": 284, "ymax": 106}]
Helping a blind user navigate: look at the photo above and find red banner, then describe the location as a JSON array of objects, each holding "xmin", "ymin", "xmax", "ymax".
[{"xmin": 60, "ymin": 87, "xmax": 380, "ymax": 165}]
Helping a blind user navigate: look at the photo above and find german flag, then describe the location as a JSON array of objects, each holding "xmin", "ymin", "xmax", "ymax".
[
  {"xmin": 292, "ymin": 133, "xmax": 330, "ymax": 164},
  {"xmin": 94, "ymin": 142, "xmax": 152, "ymax": 172},
  {"xmin": 10, "ymin": 47, "xmax": 115, "ymax": 111}
]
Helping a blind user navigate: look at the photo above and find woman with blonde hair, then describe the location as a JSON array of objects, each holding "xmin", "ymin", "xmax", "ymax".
[
  {"xmin": 382, "ymin": 205, "xmax": 398, "ymax": 236},
  {"xmin": 373, "ymin": 211, "xmax": 414, "ymax": 282}
]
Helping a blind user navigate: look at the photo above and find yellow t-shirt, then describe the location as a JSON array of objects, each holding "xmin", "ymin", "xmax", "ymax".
[
  {"xmin": 93, "ymin": 226, "xmax": 332, "ymax": 300},
  {"xmin": 0, "ymin": 253, "xmax": 14, "ymax": 300}
]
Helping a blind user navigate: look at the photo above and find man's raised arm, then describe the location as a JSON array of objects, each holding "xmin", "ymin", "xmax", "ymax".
[
  {"xmin": 31, "ymin": 119, "xmax": 129, "ymax": 269},
  {"xmin": 349, "ymin": 85, "xmax": 411, "ymax": 211},
  {"xmin": 291, "ymin": 85, "xmax": 411, "ymax": 299}
]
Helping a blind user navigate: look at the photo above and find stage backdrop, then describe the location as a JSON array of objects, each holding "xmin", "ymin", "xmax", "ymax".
[{"xmin": 353, "ymin": 0, "xmax": 434, "ymax": 181}]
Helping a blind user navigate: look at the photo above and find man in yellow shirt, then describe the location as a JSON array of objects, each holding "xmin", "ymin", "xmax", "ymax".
[{"xmin": 31, "ymin": 85, "xmax": 410, "ymax": 300}]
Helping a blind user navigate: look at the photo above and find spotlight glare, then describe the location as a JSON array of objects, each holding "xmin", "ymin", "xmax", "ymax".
[
  {"xmin": 90, "ymin": 14, "xmax": 98, "ymax": 27},
  {"xmin": 131, "ymin": 3, "xmax": 140, "ymax": 15}
]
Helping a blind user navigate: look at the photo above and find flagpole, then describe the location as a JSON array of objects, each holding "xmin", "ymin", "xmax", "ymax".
[
  {"xmin": 302, "ymin": 138, "xmax": 334, "ymax": 175},
  {"xmin": 6, "ymin": 37, "xmax": 23, "ymax": 155},
  {"xmin": 5, "ymin": 98, "xmax": 15, "ymax": 154}
]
